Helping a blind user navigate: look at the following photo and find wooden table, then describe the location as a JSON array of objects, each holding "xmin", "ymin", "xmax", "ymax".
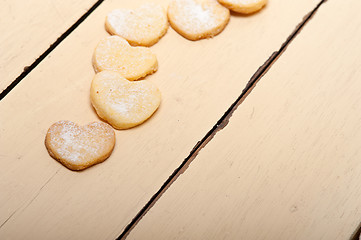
[{"xmin": 1, "ymin": 0, "xmax": 360, "ymax": 239}]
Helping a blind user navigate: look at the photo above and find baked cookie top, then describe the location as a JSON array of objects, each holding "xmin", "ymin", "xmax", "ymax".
[
  {"xmin": 93, "ymin": 36, "xmax": 158, "ymax": 81},
  {"xmin": 168, "ymin": 0, "xmax": 230, "ymax": 41},
  {"xmin": 218, "ymin": 0, "xmax": 267, "ymax": 14},
  {"xmin": 90, "ymin": 70, "xmax": 161, "ymax": 130},
  {"xmin": 45, "ymin": 121, "xmax": 115, "ymax": 171},
  {"xmin": 106, "ymin": 3, "xmax": 168, "ymax": 46}
]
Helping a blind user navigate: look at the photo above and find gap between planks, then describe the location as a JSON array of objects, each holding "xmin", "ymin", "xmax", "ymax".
[
  {"xmin": 0, "ymin": 0, "xmax": 105, "ymax": 101},
  {"xmin": 117, "ymin": 0, "xmax": 328, "ymax": 239},
  {"xmin": 350, "ymin": 222, "xmax": 361, "ymax": 240}
]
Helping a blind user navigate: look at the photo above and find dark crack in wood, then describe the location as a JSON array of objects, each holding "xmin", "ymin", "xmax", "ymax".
[
  {"xmin": 116, "ymin": 0, "xmax": 328, "ymax": 239},
  {"xmin": 0, "ymin": 210, "xmax": 18, "ymax": 230},
  {"xmin": 0, "ymin": 0, "xmax": 105, "ymax": 101}
]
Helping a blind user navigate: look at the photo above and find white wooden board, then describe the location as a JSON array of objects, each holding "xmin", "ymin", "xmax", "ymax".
[
  {"xmin": 0, "ymin": 0, "xmax": 320, "ymax": 239},
  {"xmin": 128, "ymin": 0, "xmax": 361, "ymax": 239},
  {"xmin": 0, "ymin": 0, "xmax": 98, "ymax": 92}
]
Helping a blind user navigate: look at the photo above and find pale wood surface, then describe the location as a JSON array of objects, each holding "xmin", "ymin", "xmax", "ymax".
[
  {"xmin": 0, "ymin": 0, "xmax": 320, "ymax": 239},
  {"xmin": 127, "ymin": 0, "xmax": 361, "ymax": 239},
  {"xmin": 0, "ymin": 0, "xmax": 98, "ymax": 92}
]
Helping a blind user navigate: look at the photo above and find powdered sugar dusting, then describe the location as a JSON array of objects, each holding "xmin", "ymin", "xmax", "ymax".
[
  {"xmin": 47, "ymin": 121, "xmax": 114, "ymax": 166},
  {"xmin": 106, "ymin": 3, "xmax": 167, "ymax": 46},
  {"xmin": 106, "ymin": 78, "xmax": 157, "ymax": 121},
  {"xmin": 93, "ymin": 36, "xmax": 157, "ymax": 80},
  {"xmin": 91, "ymin": 71, "xmax": 161, "ymax": 129},
  {"xmin": 169, "ymin": 0, "xmax": 228, "ymax": 35},
  {"xmin": 112, "ymin": 101, "xmax": 130, "ymax": 115},
  {"xmin": 171, "ymin": 0, "xmax": 215, "ymax": 32}
]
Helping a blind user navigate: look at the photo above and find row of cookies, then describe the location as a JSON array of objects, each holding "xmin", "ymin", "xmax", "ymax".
[
  {"xmin": 45, "ymin": 0, "xmax": 267, "ymax": 171},
  {"xmin": 44, "ymin": 4, "xmax": 164, "ymax": 171},
  {"xmin": 106, "ymin": 0, "xmax": 267, "ymax": 44},
  {"xmin": 91, "ymin": 0, "xmax": 269, "ymax": 129},
  {"xmin": 45, "ymin": 39, "xmax": 161, "ymax": 170}
]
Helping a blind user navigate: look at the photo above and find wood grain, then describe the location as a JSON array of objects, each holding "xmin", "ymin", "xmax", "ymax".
[
  {"xmin": 0, "ymin": 0, "xmax": 319, "ymax": 239},
  {"xmin": 127, "ymin": 0, "xmax": 361, "ymax": 239},
  {"xmin": 0, "ymin": 0, "xmax": 99, "ymax": 92}
]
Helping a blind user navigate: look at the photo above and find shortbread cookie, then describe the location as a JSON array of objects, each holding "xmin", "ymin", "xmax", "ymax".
[
  {"xmin": 167, "ymin": 0, "xmax": 230, "ymax": 41},
  {"xmin": 218, "ymin": 0, "xmax": 267, "ymax": 14},
  {"xmin": 45, "ymin": 121, "xmax": 115, "ymax": 171},
  {"xmin": 90, "ymin": 71, "xmax": 161, "ymax": 129},
  {"xmin": 93, "ymin": 36, "xmax": 158, "ymax": 81},
  {"xmin": 106, "ymin": 3, "xmax": 168, "ymax": 46}
]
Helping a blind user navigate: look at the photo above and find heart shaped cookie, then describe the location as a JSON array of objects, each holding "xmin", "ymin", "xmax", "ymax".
[
  {"xmin": 106, "ymin": 3, "xmax": 169, "ymax": 47},
  {"xmin": 93, "ymin": 36, "xmax": 158, "ymax": 81},
  {"xmin": 45, "ymin": 121, "xmax": 115, "ymax": 171},
  {"xmin": 218, "ymin": 0, "xmax": 267, "ymax": 14},
  {"xmin": 90, "ymin": 71, "xmax": 161, "ymax": 129},
  {"xmin": 167, "ymin": 0, "xmax": 230, "ymax": 40}
]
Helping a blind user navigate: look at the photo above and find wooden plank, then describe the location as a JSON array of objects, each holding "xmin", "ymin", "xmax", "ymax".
[
  {"xmin": 127, "ymin": 0, "xmax": 361, "ymax": 239},
  {"xmin": 0, "ymin": 0, "xmax": 320, "ymax": 239},
  {"xmin": 0, "ymin": 0, "xmax": 99, "ymax": 92}
]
